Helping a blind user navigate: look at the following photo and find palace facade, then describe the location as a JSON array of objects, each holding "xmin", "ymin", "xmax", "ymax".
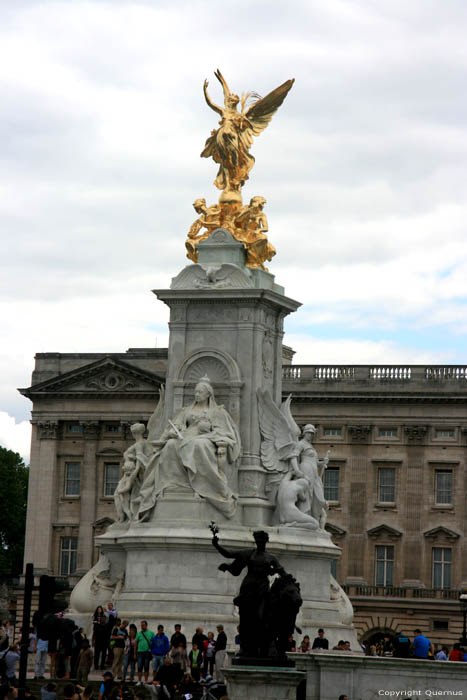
[{"xmin": 20, "ymin": 350, "xmax": 467, "ymax": 647}]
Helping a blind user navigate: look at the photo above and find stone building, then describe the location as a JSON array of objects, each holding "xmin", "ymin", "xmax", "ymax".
[{"xmin": 20, "ymin": 353, "xmax": 467, "ymax": 647}]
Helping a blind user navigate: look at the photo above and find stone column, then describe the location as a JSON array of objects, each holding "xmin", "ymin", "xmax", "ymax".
[
  {"xmin": 24, "ymin": 421, "xmax": 60, "ymax": 573},
  {"xmin": 76, "ymin": 420, "xmax": 100, "ymax": 574},
  {"xmin": 346, "ymin": 427, "xmax": 371, "ymax": 584}
]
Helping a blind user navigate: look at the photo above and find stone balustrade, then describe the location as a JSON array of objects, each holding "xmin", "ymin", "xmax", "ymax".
[
  {"xmin": 342, "ymin": 583, "xmax": 462, "ymax": 600},
  {"xmin": 282, "ymin": 364, "xmax": 467, "ymax": 383}
]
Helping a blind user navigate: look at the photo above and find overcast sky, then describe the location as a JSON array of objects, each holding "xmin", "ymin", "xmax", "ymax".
[{"xmin": 1, "ymin": 0, "xmax": 467, "ymax": 461}]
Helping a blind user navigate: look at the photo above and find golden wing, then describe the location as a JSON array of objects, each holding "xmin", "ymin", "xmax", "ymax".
[{"xmin": 244, "ymin": 78, "xmax": 295, "ymax": 137}]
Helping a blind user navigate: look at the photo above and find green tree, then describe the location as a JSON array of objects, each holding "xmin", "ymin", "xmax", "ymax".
[{"xmin": 0, "ymin": 446, "xmax": 29, "ymax": 576}]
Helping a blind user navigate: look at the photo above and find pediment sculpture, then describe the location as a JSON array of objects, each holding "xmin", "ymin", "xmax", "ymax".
[{"xmin": 257, "ymin": 388, "xmax": 330, "ymax": 530}]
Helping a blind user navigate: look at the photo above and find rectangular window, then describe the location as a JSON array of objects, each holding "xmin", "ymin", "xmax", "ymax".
[
  {"xmin": 378, "ymin": 467, "xmax": 395, "ymax": 503},
  {"xmin": 323, "ymin": 427, "xmax": 341, "ymax": 437},
  {"xmin": 104, "ymin": 462, "xmax": 120, "ymax": 496},
  {"xmin": 375, "ymin": 545, "xmax": 394, "ymax": 586},
  {"xmin": 432, "ymin": 548, "xmax": 451, "ymax": 589},
  {"xmin": 435, "ymin": 470, "xmax": 452, "ymax": 505},
  {"xmin": 435, "ymin": 429, "xmax": 455, "ymax": 439},
  {"xmin": 324, "ymin": 467, "xmax": 339, "ymax": 501},
  {"xmin": 65, "ymin": 462, "xmax": 80, "ymax": 496},
  {"xmin": 60, "ymin": 536, "xmax": 77, "ymax": 575},
  {"xmin": 379, "ymin": 428, "xmax": 397, "ymax": 438},
  {"xmin": 104, "ymin": 424, "xmax": 121, "ymax": 434},
  {"xmin": 67, "ymin": 424, "xmax": 83, "ymax": 433}
]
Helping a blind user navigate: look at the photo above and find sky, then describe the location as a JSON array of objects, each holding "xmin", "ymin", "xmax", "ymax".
[{"xmin": 1, "ymin": 0, "xmax": 467, "ymax": 461}]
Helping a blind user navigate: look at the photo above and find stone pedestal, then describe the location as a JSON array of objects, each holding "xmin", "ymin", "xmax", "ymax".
[{"xmin": 223, "ymin": 665, "xmax": 305, "ymax": 700}]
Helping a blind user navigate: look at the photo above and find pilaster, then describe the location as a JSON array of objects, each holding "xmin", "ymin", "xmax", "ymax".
[{"xmin": 76, "ymin": 420, "xmax": 100, "ymax": 573}]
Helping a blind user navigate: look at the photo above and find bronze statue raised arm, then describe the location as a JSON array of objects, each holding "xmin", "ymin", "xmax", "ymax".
[{"xmin": 201, "ymin": 69, "xmax": 294, "ymax": 200}]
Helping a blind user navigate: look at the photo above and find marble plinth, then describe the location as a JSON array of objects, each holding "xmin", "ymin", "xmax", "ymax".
[
  {"xmin": 294, "ymin": 652, "xmax": 467, "ymax": 700},
  {"xmin": 223, "ymin": 665, "xmax": 305, "ymax": 700}
]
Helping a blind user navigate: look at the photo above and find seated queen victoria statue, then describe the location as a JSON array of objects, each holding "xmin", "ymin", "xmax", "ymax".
[{"xmin": 137, "ymin": 376, "xmax": 241, "ymax": 521}]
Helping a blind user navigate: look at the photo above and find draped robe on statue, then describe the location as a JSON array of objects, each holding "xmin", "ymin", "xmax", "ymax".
[{"xmin": 138, "ymin": 398, "xmax": 241, "ymax": 520}]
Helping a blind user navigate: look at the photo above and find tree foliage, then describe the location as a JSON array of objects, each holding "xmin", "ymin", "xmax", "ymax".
[{"xmin": 0, "ymin": 446, "xmax": 29, "ymax": 576}]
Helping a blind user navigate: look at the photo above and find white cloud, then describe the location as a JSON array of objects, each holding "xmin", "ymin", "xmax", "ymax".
[
  {"xmin": 0, "ymin": 412, "xmax": 31, "ymax": 463},
  {"xmin": 1, "ymin": 0, "xmax": 467, "ymax": 424}
]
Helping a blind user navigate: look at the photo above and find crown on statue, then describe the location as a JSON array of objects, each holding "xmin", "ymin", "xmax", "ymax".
[{"xmin": 197, "ymin": 374, "xmax": 212, "ymax": 387}]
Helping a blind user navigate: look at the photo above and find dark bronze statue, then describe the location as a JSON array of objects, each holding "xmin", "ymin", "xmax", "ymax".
[{"xmin": 210, "ymin": 523, "xmax": 302, "ymax": 662}]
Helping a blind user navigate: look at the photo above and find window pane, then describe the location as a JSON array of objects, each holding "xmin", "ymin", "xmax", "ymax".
[
  {"xmin": 375, "ymin": 546, "xmax": 394, "ymax": 586},
  {"xmin": 105, "ymin": 463, "xmax": 120, "ymax": 496},
  {"xmin": 65, "ymin": 462, "xmax": 80, "ymax": 496},
  {"xmin": 379, "ymin": 428, "xmax": 397, "ymax": 437},
  {"xmin": 435, "ymin": 471, "xmax": 452, "ymax": 505},
  {"xmin": 324, "ymin": 427, "xmax": 341, "ymax": 437},
  {"xmin": 378, "ymin": 468, "xmax": 395, "ymax": 502},
  {"xmin": 432, "ymin": 548, "xmax": 451, "ymax": 589},
  {"xmin": 60, "ymin": 536, "xmax": 78, "ymax": 575},
  {"xmin": 324, "ymin": 468, "xmax": 339, "ymax": 501}
]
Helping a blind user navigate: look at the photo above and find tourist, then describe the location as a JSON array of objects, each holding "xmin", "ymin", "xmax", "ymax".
[
  {"xmin": 153, "ymin": 656, "xmax": 179, "ymax": 699},
  {"xmin": 122, "ymin": 624, "xmax": 137, "ymax": 683},
  {"xmin": 332, "ymin": 640, "xmax": 345, "ymax": 651},
  {"xmin": 191, "ymin": 627, "xmax": 207, "ymax": 652},
  {"xmin": 298, "ymin": 636, "xmax": 310, "ymax": 653},
  {"xmin": 40, "ymin": 683, "xmax": 57, "ymax": 700},
  {"xmin": 71, "ymin": 627, "xmax": 86, "ymax": 678},
  {"xmin": 111, "ymin": 619, "xmax": 129, "ymax": 679},
  {"xmin": 63, "ymin": 684, "xmax": 76, "ymax": 700},
  {"xmin": 0, "ymin": 622, "xmax": 9, "ymax": 652},
  {"xmin": 0, "ymin": 644, "xmax": 20, "ymax": 686},
  {"xmin": 393, "ymin": 631, "xmax": 411, "ymax": 658},
  {"xmin": 448, "ymin": 643, "xmax": 464, "ymax": 662},
  {"xmin": 343, "ymin": 641, "xmax": 351, "ymax": 652},
  {"xmin": 98, "ymin": 671, "xmax": 116, "ymax": 700},
  {"xmin": 338, "ymin": 695, "xmax": 348, "ymax": 700},
  {"xmin": 178, "ymin": 672, "xmax": 198, "ymax": 697},
  {"xmin": 135, "ymin": 620, "xmax": 155, "ymax": 685},
  {"xmin": 311, "ymin": 629, "xmax": 328, "ymax": 650},
  {"xmin": 169, "ymin": 643, "xmax": 187, "ymax": 675},
  {"xmin": 34, "ymin": 636, "xmax": 48, "ymax": 679},
  {"xmin": 202, "ymin": 633, "xmax": 216, "ymax": 677},
  {"xmin": 188, "ymin": 643, "xmax": 202, "ymax": 682},
  {"xmin": 412, "ymin": 629, "xmax": 433, "ymax": 659},
  {"xmin": 93, "ymin": 607, "xmax": 109, "ymax": 671},
  {"xmin": 435, "ymin": 646, "xmax": 449, "ymax": 661},
  {"xmin": 169, "ymin": 625, "xmax": 186, "ymax": 650},
  {"xmin": 151, "ymin": 626, "xmax": 170, "ymax": 679},
  {"xmin": 76, "ymin": 640, "xmax": 93, "ymax": 685},
  {"xmin": 214, "ymin": 625, "xmax": 227, "ymax": 683},
  {"xmin": 284, "ymin": 634, "xmax": 296, "ymax": 652},
  {"xmin": 82, "ymin": 686, "xmax": 94, "ymax": 700}
]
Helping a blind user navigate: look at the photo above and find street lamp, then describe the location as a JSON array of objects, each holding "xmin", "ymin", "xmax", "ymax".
[{"xmin": 459, "ymin": 593, "xmax": 467, "ymax": 646}]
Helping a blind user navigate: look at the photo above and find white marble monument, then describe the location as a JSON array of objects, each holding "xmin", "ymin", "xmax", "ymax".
[{"xmin": 68, "ymin": 229, "xmax": 359, "ymax": 652}]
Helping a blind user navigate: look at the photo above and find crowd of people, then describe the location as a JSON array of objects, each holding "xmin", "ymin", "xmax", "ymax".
[
  {"xmin": 362, "ymin": 629, "xmax": 467, "ymax": 661},
  {"xmin": 0, "ymin": 612, "xmax": 229, "ymax": 700}
]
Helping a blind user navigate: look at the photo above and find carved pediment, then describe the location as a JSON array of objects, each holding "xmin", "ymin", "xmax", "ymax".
[
  {"xmin": 367, "ymin": 524, "xmax": 403, "ymax": 541},
  {"xmin": 325, "ymin": 523, "xmax": 346, "ymax": 538},
  {"xmin": 423, "ymin": 526, "xmax": 460, "ymax": 542},
  {"xmin": 20, "ymin": 357, "xmax": 164, "ymax": 398}
]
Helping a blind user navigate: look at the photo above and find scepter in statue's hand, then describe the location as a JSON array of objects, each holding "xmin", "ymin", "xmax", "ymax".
[{"xmin": 209, "ymin": 521, "xmax": 219, "ymax": 543}]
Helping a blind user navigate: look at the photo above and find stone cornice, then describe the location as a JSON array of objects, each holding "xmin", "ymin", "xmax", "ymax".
[
  {"xmin": 367, "ymin": 524, "xmax": 403, "ymax": 540},
  {"xmin": 423, "ymin": 526, "xmax": 460, "ymax": 542}
]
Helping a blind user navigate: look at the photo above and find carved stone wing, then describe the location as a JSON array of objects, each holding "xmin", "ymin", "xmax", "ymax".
[
  {"xmin": 245, "ymin": 79, "xmax": 295, "ymax": 138},
  {"xmin": 257, "ymin": 388, "xmax": 297, "ymax": 473},
  {"xmin": 280, "ymin": 394, "xmax": 300, "ymax": 440},
  {"xmin": 147, "ymin": 385, "xmax": 165, "ymax": 442}
]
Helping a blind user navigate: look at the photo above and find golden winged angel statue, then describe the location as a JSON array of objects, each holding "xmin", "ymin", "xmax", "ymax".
[{"xmin": 201, "ymin": 69, "xmax": 294, "ymax": 201}]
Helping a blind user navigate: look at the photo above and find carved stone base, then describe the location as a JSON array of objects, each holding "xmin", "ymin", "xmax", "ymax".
[{"xmin": 223, "ymin": 664, "xmax": 305, "ymax": 700}]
